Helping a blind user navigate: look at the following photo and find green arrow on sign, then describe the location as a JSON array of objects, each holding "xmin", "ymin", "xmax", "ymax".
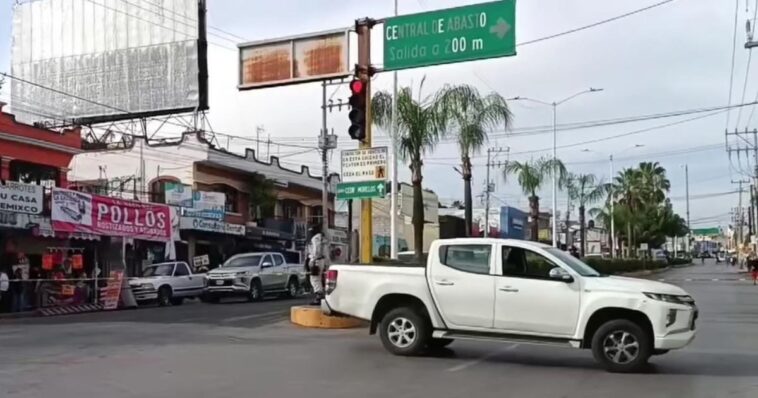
[{"xmin": 383, "ymin": 0, "xmax": 516, "ymax": 71}]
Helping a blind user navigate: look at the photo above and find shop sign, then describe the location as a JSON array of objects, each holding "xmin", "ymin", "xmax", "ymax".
[
  {"xmin": 179, "ymin": 216, "xmax": 245, "ymax": 236},
  {"xmin": 327, "ymin": 228, "xmax": 349, "ymax": 245},
  {"xmin": 193, "ymin": 254, "xmax": 210, "ymax": 267},
  {"xmin": 100, "ymin": 271, "xmax": 124, "ymax": 310},
  {"xmin": 0, "ymin": 181, "xmax": 43, "ymax": 214},
  {"xmin": 164, "ymin": 182, "xmax": 193, "ymax": 207},
  {"xmin": 183, "ymin": 191, "xmax": 225, "ymax": 220},
  {"xmin": 0, "ymin": 211, "xmax": 41, "ymax": 229},
  {"xmin": 51, "ymin": 188, "xmax": 171, "ymax": 241}
]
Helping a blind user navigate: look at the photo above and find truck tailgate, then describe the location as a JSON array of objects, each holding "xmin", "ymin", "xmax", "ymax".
[{"xmin": 325, "ymin": 265, "xmax": 428, "ymax": 321}]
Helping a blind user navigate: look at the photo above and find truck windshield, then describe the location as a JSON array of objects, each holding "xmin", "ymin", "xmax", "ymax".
[
  {"xmin": 143, "ymin": 264, "xmax": 174, "ymax": 277},
  {"xmin": 545, "ymin": 248, "xmax": 601, "ymax": 277},
  {"xmin": 223, "ymin": 255, "xmax": 262, "ymax": 268}
]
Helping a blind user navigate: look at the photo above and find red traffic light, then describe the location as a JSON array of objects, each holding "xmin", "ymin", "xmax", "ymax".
[{"xmin": 350, "ymin": 79, "xmax": 365, "ymax": 94}]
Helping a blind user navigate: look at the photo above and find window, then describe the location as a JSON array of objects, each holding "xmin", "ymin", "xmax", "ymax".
[
  {"xmin": 174, "ymin": 263, "xmax": 190, "ymax": 276},
  {"xmin": 502, "ymin": 247, "xmax": 558, "ymax": 279},
  {"xmin": 273, "ymin": 254, "xmax": 284, "ymax": 266},
  {"xmin": 143, "ymin": 264, "xmax": 174, "ymax": 277},
  {"xmin": 439, "ymin": 245, "xmax": 491, "ymax": 275},
  {"xmin": 261, "ymin": 255, "xmax": 274, "ymax": 267},
  {"xmin": 545, "ymin": 248, "xmax": 600, "ymax": 277},
  {"xmin": 223, "ymin": 255, "xmax": 262, "ymax": 268}
]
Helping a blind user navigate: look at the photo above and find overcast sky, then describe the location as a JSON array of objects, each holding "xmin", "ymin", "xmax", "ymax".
[{"xmin": 0, "ymin": 0, "xmax": 752, "ymax": 229}]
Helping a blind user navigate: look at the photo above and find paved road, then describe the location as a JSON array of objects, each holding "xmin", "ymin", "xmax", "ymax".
[{"xmin": 1, "ymin": 261, "xmax": 757, "ymax": 398}]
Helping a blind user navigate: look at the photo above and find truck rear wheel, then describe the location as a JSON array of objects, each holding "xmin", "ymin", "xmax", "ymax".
[
  {"xmin": 591, "ymin": 319, "xmax": 652, "ymax": 373},
  {"xmin": 379, "ymin": 307, "xmax": 430, "ymax": 356}
]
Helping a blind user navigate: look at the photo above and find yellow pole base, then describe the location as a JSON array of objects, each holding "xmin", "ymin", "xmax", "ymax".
[{"xmin": 290, "ymin": 305, "xmax": 366, "ymax": 329}]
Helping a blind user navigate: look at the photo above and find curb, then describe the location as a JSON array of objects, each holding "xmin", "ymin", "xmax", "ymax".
[
  {"xmin": 621, "ymin": 266, "xmax": 671, "ymax": 277},
  {"xmin": 290, "ymin": 305, "xmax": 365, "ymax": 329}
]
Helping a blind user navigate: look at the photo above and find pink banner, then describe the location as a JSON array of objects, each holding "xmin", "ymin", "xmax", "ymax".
[{"xmin": 52, "ymin": 189, "xmax": 171, "ymax": 241}]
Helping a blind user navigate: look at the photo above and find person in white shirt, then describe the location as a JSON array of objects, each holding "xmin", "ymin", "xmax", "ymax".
[{"xmin": 306, "ymin": 224, "xmax": 327, "ymax": 305}]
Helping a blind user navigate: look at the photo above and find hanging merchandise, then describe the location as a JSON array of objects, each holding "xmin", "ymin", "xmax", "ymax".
[
  {"xmin": 52, "ymin": 250, "xmax": 64, "ymax": 266},
  {"xmin": 42, "ymin": 253, "xmax": 54, "ymax": 270},
  {"xmin": 71, "ymin": 254, "xmax": 84, "ymax": 270}
]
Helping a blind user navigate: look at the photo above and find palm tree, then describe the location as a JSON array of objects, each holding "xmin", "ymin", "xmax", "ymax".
[
  {"xmin": 503, "ymin": 157, "xmax": 567, "ymax": 241},
  {"xmin": 637, "ymin": 161, "xmax": 670, "ymax": 203},
  {"xmin": 569, "ymin": 173, "xmax": 606, "ymax": 257},
  {"xmin": 437, "ymin": 84, "xmax": 512, "ymax": 236},
  {"xmin": 373, "ymin": 82, "xmax": 448, "ymax": 259}
]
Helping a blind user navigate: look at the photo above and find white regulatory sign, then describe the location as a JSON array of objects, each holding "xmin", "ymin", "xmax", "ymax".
[{"xmin": 341, "ymin": 147, "xmax": 388, "ymax": 183}]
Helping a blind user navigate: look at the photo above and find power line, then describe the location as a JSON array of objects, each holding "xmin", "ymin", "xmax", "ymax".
[{"xmin": 517, "ymin": 0, "xmax": 677, "ymax": 47}]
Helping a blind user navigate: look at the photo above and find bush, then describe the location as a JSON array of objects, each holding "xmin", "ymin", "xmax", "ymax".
[{"xmin": 582, "ymin": 258, "xmax": 667, "ymax": 275}]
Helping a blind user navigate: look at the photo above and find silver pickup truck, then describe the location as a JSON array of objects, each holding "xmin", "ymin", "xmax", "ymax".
[{"xmin": 204, "ymin": 252, "xmax": 305, "ymax": 302}]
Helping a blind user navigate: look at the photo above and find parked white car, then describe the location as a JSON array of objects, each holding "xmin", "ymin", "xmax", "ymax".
[
  {"xmin": 129, "ymin": 261, "xmax": 205, "ymax": 306},
  {"xmin": 204, "ymin": 252, "xmax": 305, "ymax": 302},
  {"xmin": 323, "ymin": 238, "xmax": 698, "ymax": 373}
]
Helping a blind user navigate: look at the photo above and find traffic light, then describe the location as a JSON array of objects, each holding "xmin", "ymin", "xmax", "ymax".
[{"xmin": 348, "ymin": 78, "xmax": 366, "ymax": 141}]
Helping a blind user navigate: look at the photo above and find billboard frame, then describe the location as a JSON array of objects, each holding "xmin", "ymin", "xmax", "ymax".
[
  {"xmin": 237, "ymin": 27, "xmax": 352, "ymax": 90},
  {"xmin": 12, "ymin": 0, "xmax": 209, "ymax": 127}
]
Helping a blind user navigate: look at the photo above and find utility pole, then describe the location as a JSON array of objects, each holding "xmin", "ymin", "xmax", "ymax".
[
  {"xmin": 484, "ymin": 147, "xmax": 507, "ymax": 238},
  {"xmin": 256, "ymin": 125, "xmax": 264, "ymax": 157},
  {"xmin": 390, "ymin": 0, "xmax": 399, "ymax": 260},
  {"xmin": 356, "ymin": 18, "xmax": 374, "ymax": 263},
  {"xmin": 610, "ymin": 154, "xmax": 616, "ymax": 258},
  {"xmin": 685, "ymin": 164, "xmax": 690, "ymax": 255},
  {"xmin": 319, "ymin": 82, "xmax": 338, "ymax": 238},
  {"xmin": 732, "ymin": 179, "xmax": 750, "ymax": 244}
]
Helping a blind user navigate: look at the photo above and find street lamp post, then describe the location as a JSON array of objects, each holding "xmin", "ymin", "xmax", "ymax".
[
  {"xmin": 582, "ymin": 144, "xmax": 644, "ymax": 258},
  {"xmin": 511, "ymin": 88, "xmax": 603, "ymax": 247}
]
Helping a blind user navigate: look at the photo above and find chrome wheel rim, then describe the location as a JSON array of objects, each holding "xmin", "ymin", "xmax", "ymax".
[
  {"xmin": 289, "ymin": 283, "xmax": 297, "ymax": 296},
  {"xmin": 603, "ymin": 331, "xmax": 640, "ymax": 364},
  {"xmin": 387, "ymin": 317, "xmax": 417, "ymax": 348},
  {"xmin": 251, "ymin": 285, "xmax": 260, "ymax": 299}
]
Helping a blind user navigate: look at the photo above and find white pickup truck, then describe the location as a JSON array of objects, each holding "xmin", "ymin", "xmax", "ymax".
[
  {"xmin": 323, "ymin": 238, "xmax": 697, "ymax": 373},
  {"xmin": 204, "ymin": 251, "xmax": 305, "ymax": 302},
  {"xmin": 129, "ymin": 261, "xmax": 205, "ymax": 306}
]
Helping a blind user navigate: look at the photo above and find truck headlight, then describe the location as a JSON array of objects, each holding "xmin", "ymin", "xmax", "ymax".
[
  {"xmin": 235, "ymin": 271, "xmax": 251, "ymax": 277},
  {"xmin": 644, "ymin": 292, "xmax": 693, "ymax": 304}
]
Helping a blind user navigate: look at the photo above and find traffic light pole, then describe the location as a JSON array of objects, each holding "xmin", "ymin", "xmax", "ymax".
[
  {"xmin": 321, "ymin": 80, "xmax": 329, "ymax": 238},
  {"xmin": 357, "ymin": 19, "xmax": 373, "ymax": 263}
]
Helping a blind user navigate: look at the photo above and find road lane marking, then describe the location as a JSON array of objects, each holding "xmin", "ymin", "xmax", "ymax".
[
  {"xmin": 221, "ymin": 310, "xmax": 287, "ymax": 323},
  {"xmin": 447, "ymin": 343, "xmax": 518, "ymax": 372}
]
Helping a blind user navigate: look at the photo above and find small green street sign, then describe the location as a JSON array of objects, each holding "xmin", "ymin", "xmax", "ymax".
[
  {"xmin": 336, "ymin": 181, "xmax": 387, "ymax": 200},
  {"xmin": 383, "ymin": 0, "xmax": 516, "ymax": 71}
]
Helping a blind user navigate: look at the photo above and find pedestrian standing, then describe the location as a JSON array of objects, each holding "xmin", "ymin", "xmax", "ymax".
[
  {"xmin": 0, "ymin": 267, "xmax": 9, "ymax": 312},
  {"xmin": 10, "ymin": 267, "xmax": 26, "ymax": 312},
  {"xmin": 306, "ymin": 224, "xmax": 326, "ymax": 306}
]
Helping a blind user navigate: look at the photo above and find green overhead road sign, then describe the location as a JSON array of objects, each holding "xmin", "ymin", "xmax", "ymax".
[
  {"xmin": 383, "ymin": 0, "xmax": 516, "ymax": 71},
  {"xmin": 336, "ymin": 181, "xmax": 386, "ymax": 200}
]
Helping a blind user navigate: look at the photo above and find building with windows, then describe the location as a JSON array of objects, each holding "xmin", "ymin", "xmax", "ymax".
[{"xmin": 70, "ymin": 131, "xmax": 340, "ymax": 268}]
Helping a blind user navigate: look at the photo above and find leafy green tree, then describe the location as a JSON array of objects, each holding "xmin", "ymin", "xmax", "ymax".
[
  {"xmin": 373, "ymin": 82, "xmax": 448, "ymax": 259},
  {"xmin": 569, "ymin": 173, "xmax": 606, "ymax": 257},
  {"xmin": 503, "ymin": 157, "xmax": 567, "ymax": 241},
  {"xmin": 437, "ymin": 84, "xmax": 512, "ymax": 236}
]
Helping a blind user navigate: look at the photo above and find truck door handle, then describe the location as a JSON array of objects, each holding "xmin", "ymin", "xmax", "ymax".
[
  {"xmin": 434, "ymin": 280, "xmax": 455, "ymax": 286},
  {"xmin": 499, "ymin": 287, "xmax": 519, "ymax": 293}
]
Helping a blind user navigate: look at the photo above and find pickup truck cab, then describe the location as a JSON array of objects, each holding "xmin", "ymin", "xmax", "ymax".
[
  {"xmin": 129, "ymin": 261, "xmax": 204, "ymax": 306},
  {"xmin": 323, "ymin": 238, "xmax": 697, "ymax": 373},
  {"xmin": 204, "ymin": 251, "xmax": 304, "ymax": 302}
]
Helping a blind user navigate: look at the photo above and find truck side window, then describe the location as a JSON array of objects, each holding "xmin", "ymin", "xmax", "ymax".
[
  {"xmin": 174, "ymin": 263, "xmax": 190, "ymax": 276},
  {"xmin": 439, "ymin": 245, "xmax": 491, "ymax": 275},
  {"xmin": 273, "ymin": 254, "xmax": 284, "ymax": 266},
  {"xmin": 503, "ymin": 247, "xmax": 556, "ymax": 279}
]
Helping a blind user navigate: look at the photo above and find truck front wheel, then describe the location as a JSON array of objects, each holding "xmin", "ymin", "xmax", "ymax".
[
  {"xmin": 591, "ymin": 319, "xmax": 652, "ymax": 373},
  {"xmin": 379, "ymin": 307, "xmax": 430, "ymax": 356}
]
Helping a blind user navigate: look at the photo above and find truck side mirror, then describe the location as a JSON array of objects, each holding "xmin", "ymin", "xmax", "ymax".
[
  {"xmin": 548, "ymin": 267, "xmax": 574, "ymax": 283},
  {"xmin": 261, "ymin": 262, "xmax": 273, "ymax": 269}
]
